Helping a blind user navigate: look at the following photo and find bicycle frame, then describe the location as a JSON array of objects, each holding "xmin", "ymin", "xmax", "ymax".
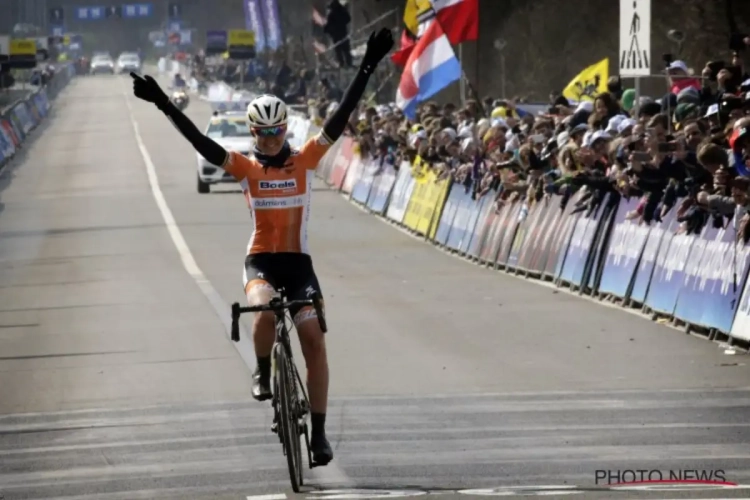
[{"xmin": 230, "ymin": 288, "xmax": 328, "ymax": 491}]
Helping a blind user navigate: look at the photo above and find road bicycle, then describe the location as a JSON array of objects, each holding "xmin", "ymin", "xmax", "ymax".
[{"xmin": 230, "ymin": 288, "xmax": 327, "ymax": 492}]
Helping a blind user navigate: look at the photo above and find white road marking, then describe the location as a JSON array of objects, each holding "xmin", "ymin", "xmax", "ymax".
[
  {"xmin": 246, "ymin": 494, "xmax": 287, "ymax": 500},
  {"xmin": 122, "ymin": 85, "xmax": 351, "ymax": 486}
]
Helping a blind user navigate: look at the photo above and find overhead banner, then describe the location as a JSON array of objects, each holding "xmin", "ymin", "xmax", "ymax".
[
  {"xmin": 260, "ymin": 0, "xmax": 282, "ymax": 50},
  {"xmin": 9, "ymin": 38, "xmax": 37, "ymax": 69},
  {"xmin": 0, "ymin": 35, "xmax": 9, "ymax": 63},
  {"xmin": 205, "ymin": 30, "xmax": 227, "ymax": 55},
  {"xmin": 227, "ymin": 29, "xmax": 256, "ymax": 59},
  {"xmin": 243, "ymin": 0, "xmax": 266, "ymax": 51}
]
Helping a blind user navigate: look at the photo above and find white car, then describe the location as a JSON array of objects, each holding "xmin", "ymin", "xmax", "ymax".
[
  {"xmin": 196, "ymin": 111, "xmax": 254, "ymax": 193},
  {"xmin": 116, "ymin": 52, "xmax": 141, "ymax": 73},
  {"xmin": 90, "ymin": 55, "xmax": 114, "ymax": 74}
]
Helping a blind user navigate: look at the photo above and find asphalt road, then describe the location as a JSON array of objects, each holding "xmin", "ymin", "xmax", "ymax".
[{"xmin": 1, "ymin": 75, "xmax": 750, "ymax": 500}]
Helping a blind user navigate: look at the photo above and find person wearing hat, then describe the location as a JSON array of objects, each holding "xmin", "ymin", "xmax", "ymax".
[
  {"xmin": 673, "ymin": 102, "xmax": 700, "ymax": 129},
  {"xmin": 620, "ymin": 88, "xmax": 637, "ymax": 115},
  {"xmin": 617, "ymin": 117, "xmax": 637, "ymax": 137},
  {"xmin": 667, "ymin": 60, "xmax": 701, "ymax": 95},
  {"xmin": 605, "ymin": 115, "xmax": 626, "ymax": 136},
  {"xmin": 638, "ymin": 101, "xmax": 662, "ymax": 122}
]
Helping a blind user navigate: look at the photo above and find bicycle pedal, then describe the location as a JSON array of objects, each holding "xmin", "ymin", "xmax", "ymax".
[{"xmin": 271, "ymin": 422, "xmax": 278, "ymax": 434}]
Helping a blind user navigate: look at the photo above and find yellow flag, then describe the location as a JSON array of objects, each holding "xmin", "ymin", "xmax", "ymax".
[
  {"xmin": 404, "ymin": 0, "xmax": 432, "ymax": 36},
  {"xmin": 562, "ymin": 58, "xmax": 609, "ymax": 103}
]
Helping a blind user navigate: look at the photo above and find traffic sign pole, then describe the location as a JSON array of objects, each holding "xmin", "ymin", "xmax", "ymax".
[{"xmin": 619, "ymin": 0, "xmax": 651, "ymax": 120}]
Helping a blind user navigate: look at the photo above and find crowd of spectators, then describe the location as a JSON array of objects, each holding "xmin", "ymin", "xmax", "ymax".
[
  {"xmin": 342, "ymin": 37, "xmax": 750, "ymax": 242},
  {"xmin": 184, "ymin": 29, "xmax": 750, "ymax": 244}
]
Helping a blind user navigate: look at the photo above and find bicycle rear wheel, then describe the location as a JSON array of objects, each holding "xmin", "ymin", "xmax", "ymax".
[{"xmin": 275, "ymin": 343, "xmax": 303, "ymax": 492}]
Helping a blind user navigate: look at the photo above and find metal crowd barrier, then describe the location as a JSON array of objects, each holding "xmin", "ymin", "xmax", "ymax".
[
  {"xmin": 0, "ymin": 63, "xmax": 75, "ymax": 168},
  {"xmin": 311, "ymin": 131, "xmax": 750, "ymax": 352}
]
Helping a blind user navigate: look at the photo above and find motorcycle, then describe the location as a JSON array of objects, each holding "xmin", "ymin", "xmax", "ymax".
[{"xmin": 172, "ymin": 90, "xmax": 190, "ymax": 111}]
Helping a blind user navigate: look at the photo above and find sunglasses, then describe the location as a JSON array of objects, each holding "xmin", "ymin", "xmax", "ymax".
[{"xmin": 252, "ymin": 126, "xmax": 286, "ymax": 137}]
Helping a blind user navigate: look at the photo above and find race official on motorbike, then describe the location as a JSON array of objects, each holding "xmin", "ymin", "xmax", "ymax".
[
  {"xmin": 129, "ymin": 28, "xmax": 394, "ymax": 466},
  {"xmin": 171, "ymin": 89, "xmax": 190, "ymax": 111},
  {"xmin": 172, "ymin": 72, "xmax": 186, "ymax": 88}
]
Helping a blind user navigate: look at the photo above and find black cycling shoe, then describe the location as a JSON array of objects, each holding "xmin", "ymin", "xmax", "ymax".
[
  {"xmin": 251, "ymin": 367, "xmax": 272, "ymax": 402},
  {"xmin": 310, "ymin": 433, "xmax": 334, "ymax": 465}
]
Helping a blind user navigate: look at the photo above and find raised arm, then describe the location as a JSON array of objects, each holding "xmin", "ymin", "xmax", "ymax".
[
  {"xmin": 161, "ymin": 101, "xmax": 228, "ymax": 166},
  {"xmin": 321, "ymin": 29, "xmax": 394, "ymax": 143},
  {"xmin": 130, "ymin": 73, "xmax": 227, "ymax": 166}
]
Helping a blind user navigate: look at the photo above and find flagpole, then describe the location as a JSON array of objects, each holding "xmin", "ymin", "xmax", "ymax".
[{"xmin": 458, "ymin": 44, "xmax": 466, "ymax": 105}]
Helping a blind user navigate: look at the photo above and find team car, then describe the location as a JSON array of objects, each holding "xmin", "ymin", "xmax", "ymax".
[
  {"xmin": 116, "ymin": 52, "xmax": 141, "ymax": 74},
  {"xmin": 90, "ymin": 54, "xmax": 115, "ymax": 74},
  {"xmin": 196, "ymin": 109, "xmax": 254, "ymax": 193}
]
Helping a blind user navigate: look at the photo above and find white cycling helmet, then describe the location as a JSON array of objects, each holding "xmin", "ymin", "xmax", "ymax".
[{"xmin": 246, "ymin": 94, "xmax": 288, "ymax": 127}]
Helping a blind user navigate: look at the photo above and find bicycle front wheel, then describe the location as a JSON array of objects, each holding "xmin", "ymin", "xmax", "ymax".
[{"xmin": 276, "ymin": 344, "xmax": 303, "ymax": 492}]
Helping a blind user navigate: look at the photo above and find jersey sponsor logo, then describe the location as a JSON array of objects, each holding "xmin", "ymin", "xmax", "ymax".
[
  {"xmin": 259, "ymin": 179, "xmax": 297, "ymax": 190},
  {"xmin": 253, "ymin": 195, "xmax": 305, "ymax": 209}
]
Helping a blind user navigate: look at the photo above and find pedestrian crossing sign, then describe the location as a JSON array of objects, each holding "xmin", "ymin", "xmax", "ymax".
[{"xmin": 619, "ymin": 0, "xmax": 651, "ymax": 77}]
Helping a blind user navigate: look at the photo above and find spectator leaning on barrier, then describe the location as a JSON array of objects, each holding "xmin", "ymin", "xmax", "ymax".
[{"xmin": 320, "ymin": 40, "xmax": 750, "ymax": 235}]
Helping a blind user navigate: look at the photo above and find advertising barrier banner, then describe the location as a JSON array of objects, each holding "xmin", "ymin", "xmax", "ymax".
[
  {"xmin": 403, "ymin": 168, "xmax": 442, "ymax": 235},
  {"xmin": 444, "ymin": 186, "xmax": 473, "ymax": 251},
  {"xmin": 0, "ymin": 64, "xmax": 74, "ymax": 169},
  {"xmin": 366, "ymin": 161, "xmax": 398, "ymax": 215},
  {"xmin": 459, "ymin": 193, "xmax": 485, "ymax": 255},
  {"xmin": 514, "ymin": 200, "xmax": 550, "ymax": 272},
  {"xmin": 466, "ymin": 192, "xmax": 495, "ymax": 258},
  {"xmin": 434, "ymin": 183, "xmax": 461, "ymax": 246},
  {"xmin": 341, "ymin": 150, "xmax": 362, "ymax": 194},
  {"xmin": 558, "ymin": 195, "xmax": 610, "ymax": 288},
  {"xmin": 527, "ymin": 197, "xmax": 563, "ymax": 275},
  {"xmin": 351, "ymin": 159, "xmax": 378, "ymax": 205},
  {"xmin": 630, "ymin": 210, "xmax": 676, "ymax": 304},
  {"xmin": 330, "ymin": 138, "xmax": 354, "ymax": 190},
  {"xmin": 385, "ymin": 166, "xmax": 415, "ymax": 224},
  {"xmin": 598, "ymin": 196, "xmax": 650, "ymax": 299},
  {"xmin": 310, "ymin": 141, "xmax": 750, "ymax": 347},
  {"xmin": 645, "ymin": 221, "xmax": 693, "ymax": 315}
]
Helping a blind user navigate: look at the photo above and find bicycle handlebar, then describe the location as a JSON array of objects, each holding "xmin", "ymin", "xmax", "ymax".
[{"xmin": 230, "ymin": 291, "xmax": 328, "ymax": 342}]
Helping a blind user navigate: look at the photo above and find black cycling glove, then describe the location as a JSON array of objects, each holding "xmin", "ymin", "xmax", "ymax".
[
  {"xmin": 360, "ymin": 28, "xmax": 394, "ymax": 74},
  {"xmin": 130, "ymin": 72, "xmax": 170, "ymax": 110}
]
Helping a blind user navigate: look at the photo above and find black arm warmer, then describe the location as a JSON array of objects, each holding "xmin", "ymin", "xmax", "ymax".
[
  {"xmin": 161, "ymin": 102, "xmax": 228, "ymax": 166},
  {"xmin": 322, "ymin": 66, "xmax": 373, "ymax": 142}
]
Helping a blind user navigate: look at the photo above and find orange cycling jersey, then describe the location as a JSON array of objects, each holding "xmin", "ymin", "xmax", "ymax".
[{"xmin": 223, "ymin": 132, "xmax": 332, "ymax": 255}]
